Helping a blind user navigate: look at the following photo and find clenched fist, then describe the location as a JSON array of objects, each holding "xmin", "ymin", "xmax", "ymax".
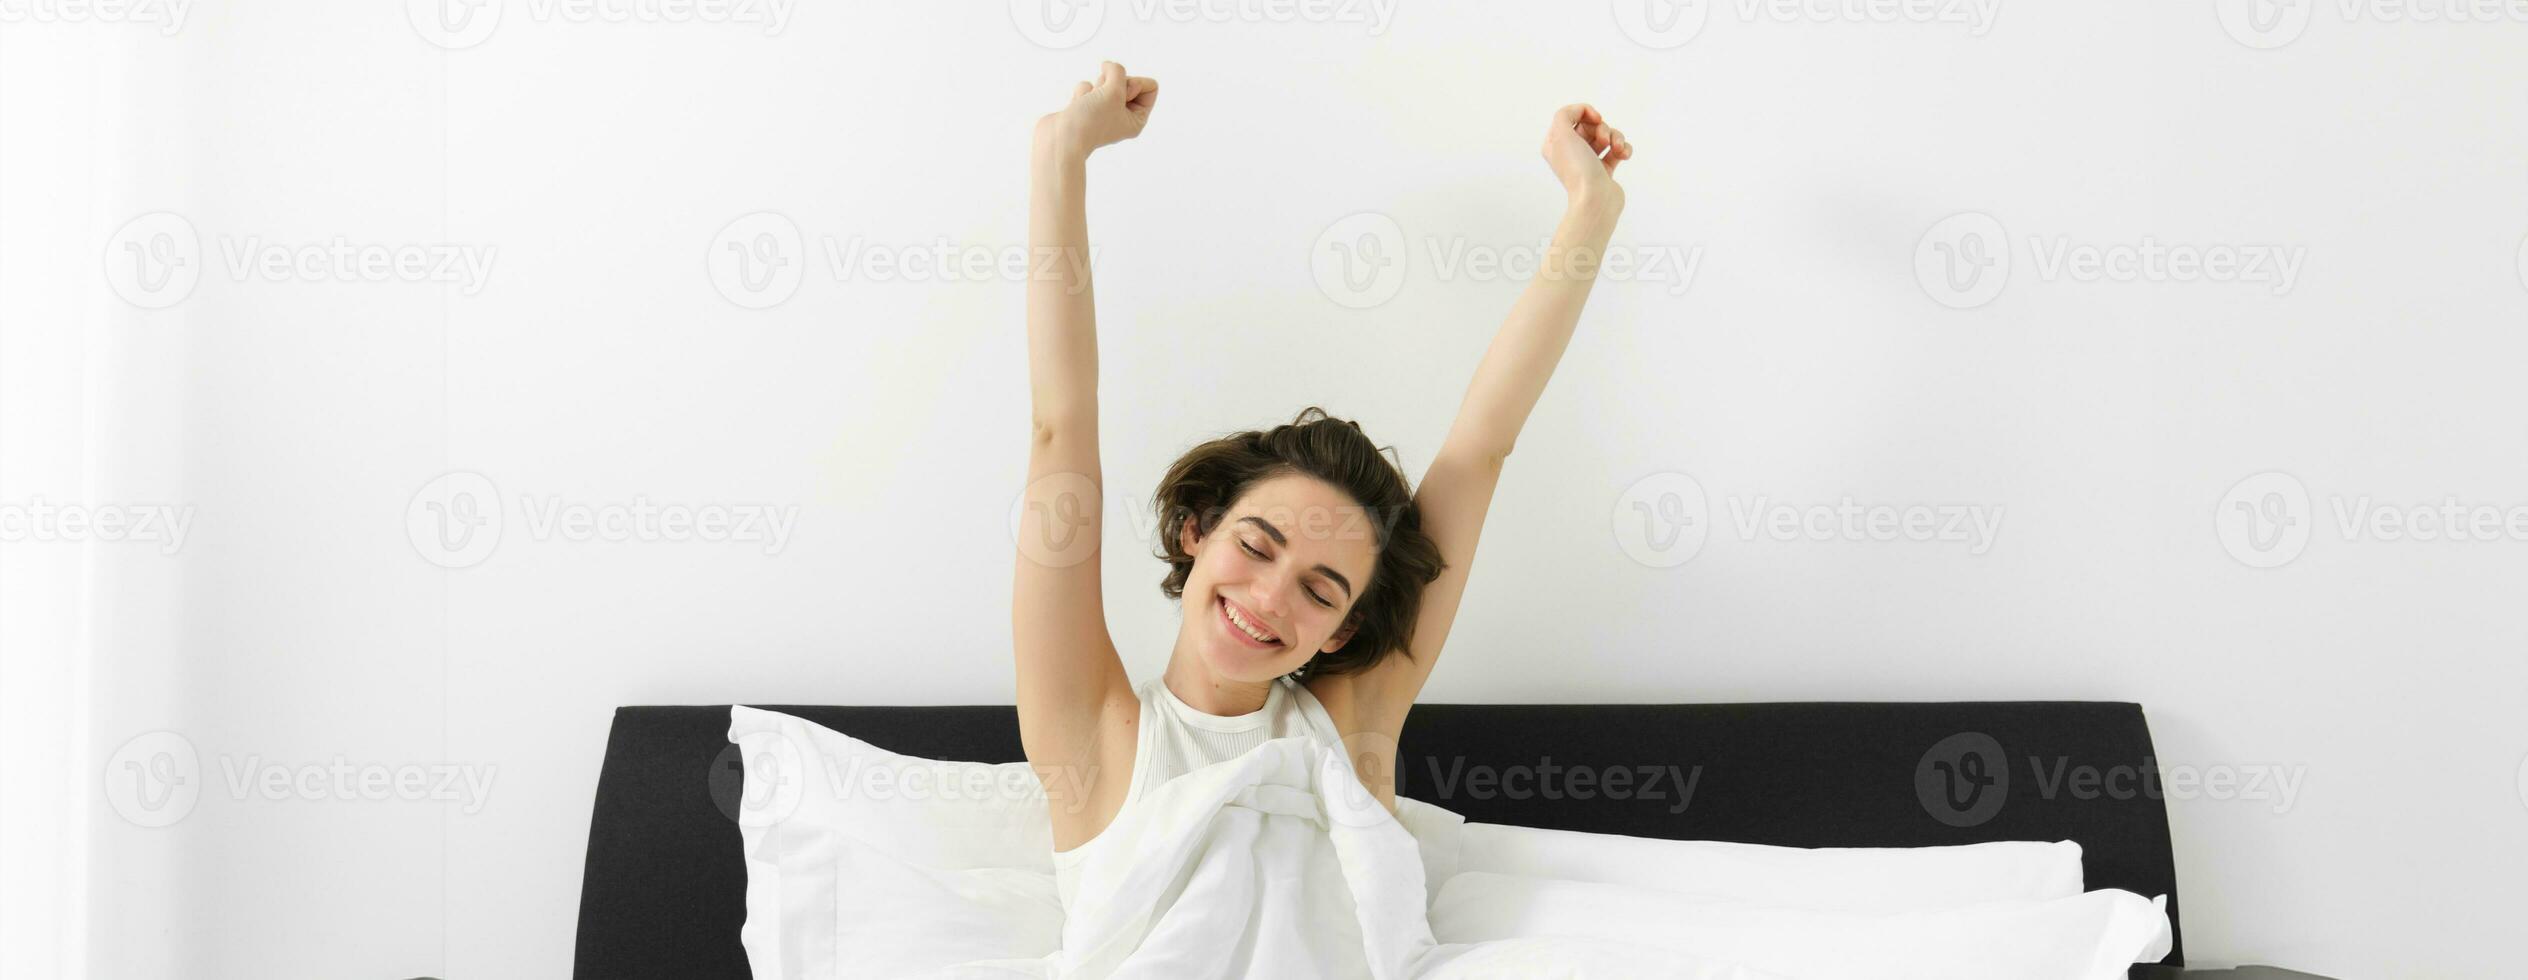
[
  {"xmin": 1542, "ymin": 103, "xmax": 1631, "ymax": 207},
  {"xmin": 1037, "ymin": 61, "xmax": 1159, "ymax": 159}
]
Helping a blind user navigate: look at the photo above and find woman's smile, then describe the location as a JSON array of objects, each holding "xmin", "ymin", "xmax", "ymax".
[{"xmin": 1217, "ymin": 594, "xmax": 1284, "ymax": 650}]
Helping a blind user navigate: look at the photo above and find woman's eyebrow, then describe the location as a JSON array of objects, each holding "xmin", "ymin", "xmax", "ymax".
[
  {"xmin": 1237, "ymin": 515, "xmax": 1286, "ymax": 545},
  {"xmin": 1236, "ymin": 516, "xmax": 1354, "ymax": 599}
]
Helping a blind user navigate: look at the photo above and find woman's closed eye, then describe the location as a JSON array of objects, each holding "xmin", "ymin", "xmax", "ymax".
[{"xmin": 1238, "ymin": 539, "xmax": 1335, "ymax": 607}]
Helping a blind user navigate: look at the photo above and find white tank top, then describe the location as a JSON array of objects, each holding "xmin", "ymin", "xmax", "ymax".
[{"xmin": 1051, "ymin": 673, "xmax": 1343, "ymax": 908}]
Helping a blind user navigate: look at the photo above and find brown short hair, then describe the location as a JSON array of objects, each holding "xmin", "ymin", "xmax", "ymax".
[{"xmin": 1152, "ymin": 406, "xmax": 1447, "ymax": 678}]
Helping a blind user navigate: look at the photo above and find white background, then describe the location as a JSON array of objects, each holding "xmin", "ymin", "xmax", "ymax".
[{"xmin": 5, "ymin": 1, "xmax": 2526, "ymax": 978}]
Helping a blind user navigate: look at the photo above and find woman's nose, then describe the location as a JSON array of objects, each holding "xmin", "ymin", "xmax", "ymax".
[{"xmin": 1248, "ymin": 574, "xmax": 1293, "ymax": 620}]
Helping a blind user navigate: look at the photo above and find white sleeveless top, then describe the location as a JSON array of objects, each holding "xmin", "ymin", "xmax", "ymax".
[{"xmin": 1051, "ymin": 673, "xmax": 1343, "ymax": 908}]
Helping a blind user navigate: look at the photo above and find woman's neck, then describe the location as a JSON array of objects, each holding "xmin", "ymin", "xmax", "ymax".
[{"xmin": 1161, "ymin": 655, "xmax": 1274, "ymax": 717}]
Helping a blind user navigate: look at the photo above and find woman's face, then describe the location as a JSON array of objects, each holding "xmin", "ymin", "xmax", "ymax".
[{"xmin": 1176, "ymin": 473, "xmax": 1381, "ymax": 684}]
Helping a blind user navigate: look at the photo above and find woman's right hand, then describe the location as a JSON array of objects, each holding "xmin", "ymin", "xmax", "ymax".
[{"xmin": 1037, "ymin": 61, "xmax": 1159, "ymax": 158}]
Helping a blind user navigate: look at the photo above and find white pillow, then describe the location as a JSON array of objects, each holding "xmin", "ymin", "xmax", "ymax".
[
  {"xmin": 728, "ymin": 706, "xmax": 1063, "ymax": 980},
  {"xmin": 1430, "ymin": 871, "xmax": 2173, "ymax": 980},
  {"xmin": 1392, "ymin": 796, "xmax": 1468, "ymax": 906},
  {"xmin": 1450, "ymin": 822, "xmax": 2086, "ymax": 912},
  {"xmin": 828, "ymin": 834, "xmax": 1062, "ymax": 975}
]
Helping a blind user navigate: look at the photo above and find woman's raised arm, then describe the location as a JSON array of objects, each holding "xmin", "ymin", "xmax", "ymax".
[
  {"xmin": 1013, "ymin": 62, "xmax": 1158, "ymax": 800},
  {"xmin": 1312, "ymin": 104, "xmax": 1632, "ymax": 811}
]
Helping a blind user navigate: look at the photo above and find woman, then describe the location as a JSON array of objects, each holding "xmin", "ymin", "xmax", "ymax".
[{"xmin": 1013, "ymin": 60, "xmax": 1632, "ymax": 906}]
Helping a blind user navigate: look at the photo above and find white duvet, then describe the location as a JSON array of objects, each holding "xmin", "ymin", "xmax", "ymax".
[{"xmin": 730, "ymin": 709, "xmax": 2174, "ymax": 980}]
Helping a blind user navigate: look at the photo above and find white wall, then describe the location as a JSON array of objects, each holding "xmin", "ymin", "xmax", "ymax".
[{"xmin": 5, "ymin": 2, "xmax": 2524, "ymax": 978}]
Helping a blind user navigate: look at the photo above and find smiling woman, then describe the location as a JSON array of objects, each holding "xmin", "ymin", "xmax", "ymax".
[{"xmin": 1009, "ymin": 57, "xmax": 1632, "ymax": 901}]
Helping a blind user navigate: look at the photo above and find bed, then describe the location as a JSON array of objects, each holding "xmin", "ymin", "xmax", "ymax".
[{"xmin": 572, "ymin": 699, "xmax": 2209, "ymax": 978}]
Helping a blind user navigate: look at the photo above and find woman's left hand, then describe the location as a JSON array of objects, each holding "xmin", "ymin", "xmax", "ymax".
[{"xmin": 1540, "ymin": 103, "xmax": 1631, "ymax": 209}]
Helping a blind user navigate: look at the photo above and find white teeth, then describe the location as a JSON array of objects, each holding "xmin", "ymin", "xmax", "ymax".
[{"xmin": 1224, "ymin": 599, "xmax": 1278, "ymax": 644}]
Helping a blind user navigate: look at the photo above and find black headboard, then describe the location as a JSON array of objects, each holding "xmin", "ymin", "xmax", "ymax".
[{"xmin": 573, "ymin": 701, "xmax": 2182, "ymax": 978}]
